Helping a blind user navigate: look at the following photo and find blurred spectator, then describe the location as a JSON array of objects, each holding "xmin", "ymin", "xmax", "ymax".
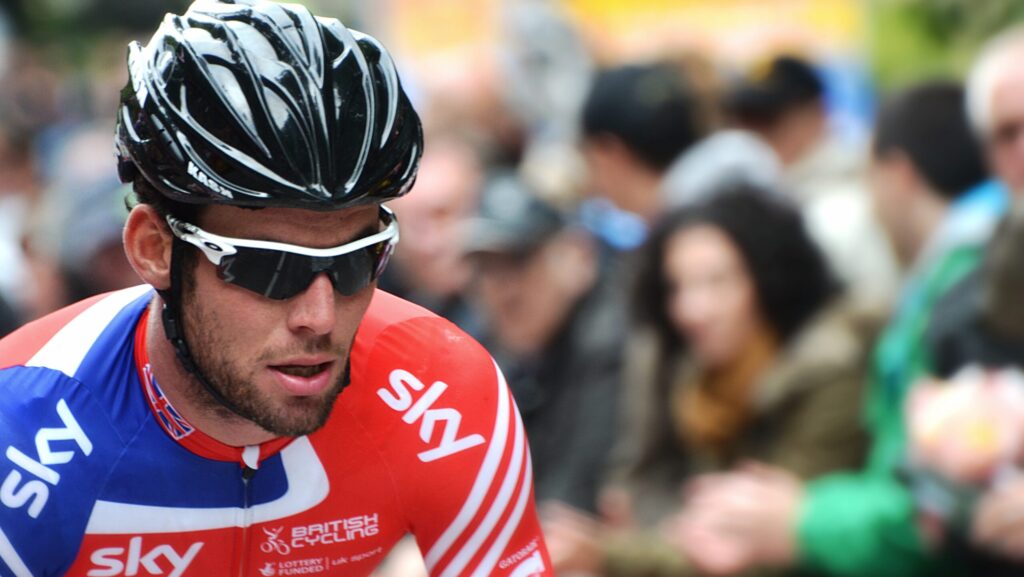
[
  {"xmin": 728, "ymin": 54, "xmax": 901, "ymax": 307},
  {"xmin": 674, "ymin": 80, "xmax": 994, "ymax": 577},
  {"xmin": 580, "ymin": 61, "xmax": 712, "ymax": 226},
  {"xmin": 27, "ymin": 124, "xmax": 138, "ymax": 306},
  {"xmin": 928, "ymin": 25, "xmax": 1024, "ymax": 375},
  {"xmin": 726, "ymin": 56, "xmax": 829, "ymax": 169},
  {"xmin": 966, "ymin": 26, "xmax": 1024, "ymax": 196},
  {"xmin": 0, "ymin": 125, "xmax": 35, "ymax": 318},
  {"xmin": 499, "ymin": 0, "xmax": 593, "ymax": 144},
  {"xmin": 916, "ymin": 25, "xmax": 1024, "ymax": 572},
  {"xmin": 659, "ymin": 129, "xmax": 783, "ymax": 208},
  {"xmin": 0, "ymin": 42, "xmax": 72, "ymax": 325},
  {"xmin": 0, "ymin": 46, "xmax": 57, "ymax": 322},
  {"xmin": 379, "ymin": 133, "xmax": 484, "ymax": 335},
  {"xmin": 545, "ymin": 186, "xmax": 877, "ymax": 577},
  {"xmin": 463, "ymin": 173, "xmax": 624, "ymax": 512},
  {"xmin": 416, "ymin": 50, "xmax": 528, "ymax": 169}
]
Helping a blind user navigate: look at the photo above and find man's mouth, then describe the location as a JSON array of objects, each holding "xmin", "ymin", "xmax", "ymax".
[{"xmin": 273, "ymin": 362, "xmax": 332, "ymax": 378}]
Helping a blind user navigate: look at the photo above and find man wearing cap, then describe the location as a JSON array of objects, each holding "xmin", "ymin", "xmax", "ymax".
[{"xmin": 463, "ymin": 173, "xmax": 624, "ymax": 515}]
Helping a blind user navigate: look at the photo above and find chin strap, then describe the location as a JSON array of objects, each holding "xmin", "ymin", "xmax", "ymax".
[{"xmin": 158, "ymin": 237, "xmax": 252, "ymax": 419}]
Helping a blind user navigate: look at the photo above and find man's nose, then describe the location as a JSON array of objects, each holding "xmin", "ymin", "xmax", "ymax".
[{"xmin": 285, "ymin": 273, "xmax": 337, "ymax": 336}]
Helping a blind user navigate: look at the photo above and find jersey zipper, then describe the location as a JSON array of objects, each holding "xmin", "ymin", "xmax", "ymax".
[
  {"xmin": 239, "ymin": 466, "xmax": 256, "ymax": 577},
  {"xmin": 238, "ymin": 446, "xmax": 259, "ymax": 577}
]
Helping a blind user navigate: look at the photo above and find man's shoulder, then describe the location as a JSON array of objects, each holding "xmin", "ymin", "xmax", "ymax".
[
  {"xmin": 322, "ymin": 292, "xmax": 553, "ymax": 577},
  {"xmin": 355, "ymin": 289, "xmax": 488, "ymax": 369},
  {"xmin": 0, "ymin": 286, "xmax": 154, "ymax": 451},
  {"xmin": 350, "ymin": 289, "xmax": 499, "ymax": 421},
  {"xmin": 0, "ymin": 285, "xmax": 153, "ymax": 374},
  {"xmin": 0, "ymin": 293, "xmax": 109, "ymax": 369},
  {"xmin": 0, "ymin": 363, "xmax": 137, "ymax": 574},
  {"xmin": 0, "ymin": 284, "xmax": 154, "ymax": 435}
]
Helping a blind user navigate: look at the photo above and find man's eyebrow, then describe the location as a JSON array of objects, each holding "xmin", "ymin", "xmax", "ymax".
[
  {"xmin": 347, "ymin": 210, "xmax": 389, "ymax": 242},
  {"xmin": 306, "ymin": 218, "xmax": 383, "ymax": 248},
  {"xmin": 354, "ymin": 222, "xmax": 381, "ymax": 239}
]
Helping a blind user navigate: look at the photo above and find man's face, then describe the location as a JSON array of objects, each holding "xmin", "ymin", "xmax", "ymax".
[
  {"xmin": 471, "ymin": 240, "xmax": 574, "ymax": 357},
  {"xmin": 390, "ymin": 143, "xmax": 480, "ymax": 298},
  {"xmin": 987, "ymin": 65, "xmax": 1024, "ymax": 193},
  {"xmin": 179, "ymin": 204, "xmax": 379, "ymax": 436},
  {"xmin": 868, "ymin": 153, "xmax": 914, "ymax": 265}
]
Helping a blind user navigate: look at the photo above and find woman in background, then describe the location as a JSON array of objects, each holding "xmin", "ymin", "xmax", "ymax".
[{"xmin": 546, "ymin": 186, "xmax": 880, "ymax": 577}]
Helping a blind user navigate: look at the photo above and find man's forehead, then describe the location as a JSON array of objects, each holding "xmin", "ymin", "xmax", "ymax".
[
  {"xmin": 993, "ymin": 68, "xmax": 1024, "ymax": 110},
  {"xmin": 200, "ymin": 203, "xmax": 380, "ymax": 244}
]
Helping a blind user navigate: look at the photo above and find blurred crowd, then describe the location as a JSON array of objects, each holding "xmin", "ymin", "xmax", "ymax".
[{"xmin": 4, "ymin": 2, "xmax": 1024, "ymax": 577}]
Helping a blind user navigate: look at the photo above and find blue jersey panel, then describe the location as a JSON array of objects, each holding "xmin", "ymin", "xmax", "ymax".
[
  {"xmin": 97, "ymin": 422, "xmax": 289, "ymax": 508},
  {"xmin": 0, "ymin": 367, "xmax": 127, "ymax": 577},
  {"xmin": 71, "ymin": 292, "xmax": 152, "ymax": 439}
]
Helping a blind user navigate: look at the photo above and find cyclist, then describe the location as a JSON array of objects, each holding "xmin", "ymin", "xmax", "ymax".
[{"xmin": 0, "ymin": 1, "xmax": 551, "ymax": 576}]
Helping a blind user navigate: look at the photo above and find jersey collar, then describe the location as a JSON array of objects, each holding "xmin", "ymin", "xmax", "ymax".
[{"xmin": 133, "ymin": 307, "xmax": 293, "ymax": 468}]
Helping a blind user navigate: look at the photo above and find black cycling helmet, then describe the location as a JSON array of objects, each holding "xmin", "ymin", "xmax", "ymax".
[
  {"xmin": 116, "ymin": 0, "xmax": 422, "ymax": 210},
  {"xmin": 117, "ymin": 0, "xmax": 422, "ymax": 425}
]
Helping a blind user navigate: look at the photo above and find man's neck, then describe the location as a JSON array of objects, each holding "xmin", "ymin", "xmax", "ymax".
[
  {"xmin": 907, "ymin": 195, "xmax": 950, "ymax": 268},
  {"xmin": 145, "ymin": 299, "xmax": 277, "ymax": 447},
  {"xmin": 621, "ymin": 168, "xmax": 665, "ymax": 223}
]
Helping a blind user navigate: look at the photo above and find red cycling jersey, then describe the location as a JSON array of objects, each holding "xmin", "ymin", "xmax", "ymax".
[{"xmin": 0, "ymin": 286, "xmax": 552, "ymax": 577}]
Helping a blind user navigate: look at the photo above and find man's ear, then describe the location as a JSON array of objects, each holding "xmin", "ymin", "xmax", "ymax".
[{"xmin": 123, "ymin": 205, "xmax": 173, "ymax": 291}]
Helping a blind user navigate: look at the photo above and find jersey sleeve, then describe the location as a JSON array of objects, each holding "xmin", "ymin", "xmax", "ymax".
[
  {"xmin": 352, "ymin": 312, "xmax": 553, "ymax": 577},
  {"xmin": 0, "ymin": 366, "xmax": 124, "ymax": 577}
]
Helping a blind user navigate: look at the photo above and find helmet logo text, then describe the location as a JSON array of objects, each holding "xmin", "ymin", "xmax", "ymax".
[{"xmin": 187, "ymin": 161, "xmax": 229, "ymax": 196}]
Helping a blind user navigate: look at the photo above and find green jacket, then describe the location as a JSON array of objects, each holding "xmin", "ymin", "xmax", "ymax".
[{"xmin": 799, "ymin": 182, "xmax": 1007, "ymax": 577}]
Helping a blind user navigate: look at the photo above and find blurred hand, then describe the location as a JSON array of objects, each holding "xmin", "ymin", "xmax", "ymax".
[
  {"xmin": 369, "ymin": 535, "xmax": 428, "ymax": 577},
  {"xmin": 664, "ymin": 494, "xmax": 756, "ymax": 576},
  {"xmin": 596, "ymin": 486, "xmax": 636, "ymax": 530},
  {"xmin": 972, "ymin": 477, "xmax": 1024, "ymax": 561},
  {"xmin": 907, "ymin": 368, "xmax": 1024, "ymax": 485},
  {"xmin": 541, "ymin": 501, "xmax": 605, "ymax": 576},
  {"xmin": 666, "ymin": 464, "xmax": 803, "ymax": 575}
]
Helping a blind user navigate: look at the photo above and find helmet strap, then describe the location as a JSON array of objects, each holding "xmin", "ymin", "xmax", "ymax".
[{"xmin": 159, "ymin": 238, "xmax": 252, "ymax": 420}]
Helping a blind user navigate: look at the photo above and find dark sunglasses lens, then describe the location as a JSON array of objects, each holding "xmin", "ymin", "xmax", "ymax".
[
  {"xmin": 217, "ymin": 249, "xmax": 315, "ymax": 300},
  {"xmin": 328, "ymin": 241, "xmax": 394, "ymax": 296},
  {"xmin": 216, "ymin": 240, "xmax": 393, "ymax": 299}
]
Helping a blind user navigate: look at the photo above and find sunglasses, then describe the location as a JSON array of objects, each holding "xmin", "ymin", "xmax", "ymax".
[{"xmin": 166, "ymin": 206, "xmax": 398, "ymax": 300}]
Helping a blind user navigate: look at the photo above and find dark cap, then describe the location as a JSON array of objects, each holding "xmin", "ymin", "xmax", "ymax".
[
  {"xmin": 725, "ymin": 55, "xmax": 824, "ymax": 124},
  {"xmin": 462, "ymin": 173, "xmax": 565, "ymax": 255},
  {"xmin": 582, "ymin": 62, "xmax": 706, "ymax": 171}
]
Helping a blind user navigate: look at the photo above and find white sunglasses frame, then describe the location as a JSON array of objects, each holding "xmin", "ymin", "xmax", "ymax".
[{"xmin": 165, "ymin": 205, "xmax": 399, "ymax": 266}]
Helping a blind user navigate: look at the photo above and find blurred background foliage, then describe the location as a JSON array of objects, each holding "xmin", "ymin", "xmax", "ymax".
[
  {"xmin": 870, "ymin": 0, "xmax": 1024, "ymax": 90},
  {"xmin": 2, "ymin": 0, "xmax": 1024, "ymax": 96}
]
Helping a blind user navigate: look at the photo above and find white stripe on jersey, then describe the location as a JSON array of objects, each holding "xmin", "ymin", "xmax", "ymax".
[
  {"xmin": 424, "ymin": 359, "xmax": 511, "ymax": 571},
  {"xmin": 439, "ymin": 389, "xmax": 526, "ymax": 577},
  {"xmin": 472, "ymin": 403, "xmax": 535, "ymax": 577},
  {"xmin": 85, "ymin": 436, "xmax": 328, "ymax": 533},
  {"xmin": 26, "ymin": 285, "xmax": 152, "ymax": 376},
  {"xmin": 0, "ymin": 527, "xmax": 33, "ymax": 577}
]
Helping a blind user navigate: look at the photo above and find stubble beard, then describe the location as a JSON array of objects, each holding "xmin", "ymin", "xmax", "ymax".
[{"xmin": 179, "ymin": 277, "xmax": 350, "ymax": 437}]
